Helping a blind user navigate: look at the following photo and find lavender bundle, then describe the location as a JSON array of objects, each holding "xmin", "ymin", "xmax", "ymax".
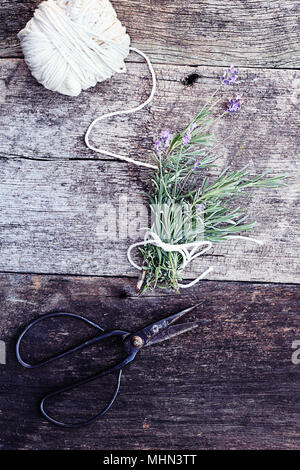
[{"xmin": 129, "ymin": 66, "xmax": 285, "ymax": 293}]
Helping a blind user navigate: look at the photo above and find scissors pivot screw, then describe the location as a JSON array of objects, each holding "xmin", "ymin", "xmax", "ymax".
[{"xmin": 131, "ymin": 336, "xmax": 144, "ymax": 349}]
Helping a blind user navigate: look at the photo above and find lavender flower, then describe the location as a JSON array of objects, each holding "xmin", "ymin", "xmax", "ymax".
[
  {"xmin": 196, "ymin": 201, "xmax": 206, "ymax": 213},
  {"xmin": 222, "ymin": 64, "xmax": 239, "ymax": 85},
  {"xmin": 193, "ymin": 160, "xmax": 202, "ymax": 170},
  {"xmin": 155, "ymin": 129, "xmax": 172, "ymax": 153},
  {"xmin": 182, "ymin": 134, "xmax": 191, "ymax": 146},
  {"xmin": 160, "ymin": 129, "xmax": 172, "ymax": 149},
  {"xmin": 227, "ymin": 96, "xmax": 242, "ymax": 112},
  {"xmin": 182, "ymin": 123, "xmax": 196, "ymax": 147},
  {"xmin": 161, "ymin": 129, "xmax": 171, "ymax": 141},
  {"xmin": 155, "ymin": 139, "xmax": 162, "ymax": 152}
]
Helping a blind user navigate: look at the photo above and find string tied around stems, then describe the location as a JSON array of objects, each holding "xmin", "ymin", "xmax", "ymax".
[{"xmin": 127, "ymin": 231, "xmax": 264, "ymax": 290}]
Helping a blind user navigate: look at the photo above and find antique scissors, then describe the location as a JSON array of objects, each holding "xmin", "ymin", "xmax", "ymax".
[{"xmin": 16, "ymin": 305, "xmax": 199, "ymax": 428}]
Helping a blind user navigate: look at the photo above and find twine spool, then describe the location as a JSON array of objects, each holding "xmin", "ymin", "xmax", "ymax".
[
  {"xmin": 18, "ymin": 0, "xmax": 130, "ymax": 97},
  {"xmin": 18, "ymin": 0, "xmax": 157, "ymax": 168}
]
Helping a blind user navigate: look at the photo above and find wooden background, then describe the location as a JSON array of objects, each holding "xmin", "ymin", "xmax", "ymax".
[{"xmin": 0, "ymin": 0, "xmax": 299, "ymax": 450}]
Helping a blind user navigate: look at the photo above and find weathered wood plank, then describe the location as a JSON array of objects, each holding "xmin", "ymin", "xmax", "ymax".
[
  {"xmin": 0, "ymin": 155, "xmax": 299, "ymax": 283},
  {"xmin": 0, "ymin": 154, "xmax": 298, "ymax": 283},
  {"xmin": 1, "ymin": 1, "xmax": 299, "ymax": 69},
  {"xmin": 1, "ymin": 60, "xmax": 300, "ymax": 167},
  {"xmin": 0, "ymin": 273, "xmax": 299, "ymax": 449},
  {"xmin": 0, "ymin": 61, "xmax": 299, "ymax": 282}
]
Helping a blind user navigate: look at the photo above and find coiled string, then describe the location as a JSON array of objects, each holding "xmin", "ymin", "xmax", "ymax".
[{"xmin": 85, "ymin": 47, "xmax": 157, "ymax": 169}]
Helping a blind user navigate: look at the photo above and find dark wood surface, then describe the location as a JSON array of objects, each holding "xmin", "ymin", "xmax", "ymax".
[
  {"xmin": 0, "ymin": 0, "xmax": 299, "ymax": 451},
  {"xmin": 0, "ymin": 274, "xmax": 299, "ymax": 450}
]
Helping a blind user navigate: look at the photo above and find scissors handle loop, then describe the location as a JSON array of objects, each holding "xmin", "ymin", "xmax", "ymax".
[
  {"xmin": 16, "ymin": 312, "xmax": 135, "ymax": 428},
  {"xmin": 40, "ymin": 352, "xmax": 137, "ymax": 428},
  {"xmin": 16, "ymin": 312, "xmax": 108, "ymax": 368},
  {"xmin": 40, "ymin": 368, "xmax": 123, "ymax": 428}
]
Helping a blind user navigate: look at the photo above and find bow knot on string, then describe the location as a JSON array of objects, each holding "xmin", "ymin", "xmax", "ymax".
[
  {"xmin": 127, "ymin": 230, "xmax": 214, "ymax": 289},
  {"xmin": 127, "ymin": 231, "xmax": 263, "ymax": 289}
]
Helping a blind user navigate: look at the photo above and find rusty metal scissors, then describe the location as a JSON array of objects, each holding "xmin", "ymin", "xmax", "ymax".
[{"xmin": 16, "ymin": 305, "xmax": 199, "ymax": 428}]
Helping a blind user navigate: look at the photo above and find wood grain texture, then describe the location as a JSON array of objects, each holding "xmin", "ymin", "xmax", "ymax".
[
  {"xmin": 0, "ymin": 155, "xmax": 298, "ymax": 283},
  {"xmin": 0, "ymin": 61, "xmax": 299, "ymax": 283},
  {"xmin": 1, "ymin": 60, "xmax": 300, "ymax": 165},
  {"xmin": 0, "ymin": 273, "xmax": 299, "ymax": 450},
  {"xmin": 0, "ymin": 1, "xmax": 300, "ymax": 68},
  {"xmin": 0, "ymin": 0, "xmax": 299, "ymax": 452}
]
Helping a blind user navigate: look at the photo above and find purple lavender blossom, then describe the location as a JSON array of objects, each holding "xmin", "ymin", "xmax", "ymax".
[
  {"xmin": 182, "ymin": 133, "xmax": 191, "ymax": 146},
  {"xmin": 227, "ymin": 96, "xmax": 241, "ymax": 112},
  {"xmin": 182, "ymin": 123, "xmax": 196, "ymax": 147},
  {"xmin": 155, "ymin": 139, "xmax": 161, "ymax": 153},
  {"xmin": 161, "ymin": 129, "xmax": 171, "ymax": 140},
  {"xmin": 222, "ymin": 64, "xmax": 239, "ymax": 85},
  {"xmin": 160, "ymin": 129, "xmax": 172, "ymax": 148},
  {"xmin": 155, "ymin": 129, "xmax": 172, "ymax": 153},
  {"xmin": 196, "ymin": 202, "xmax": 206, "ymax": 213},
  {"xmin": 193, "ymin": 160, "xmax": 202, "ymax": 170}
]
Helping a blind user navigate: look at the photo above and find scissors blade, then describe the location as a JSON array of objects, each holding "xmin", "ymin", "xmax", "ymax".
[
  {"xmin": 134, "ymin": 303, "xmax": 202, "ymax": 347},
  {"xmin": 162, "ymin": 303, "xmax": 202, "ymax": 326},
  {"xmin": 144, "ymin": 322, "xmax": 199, "ymax": 347}
]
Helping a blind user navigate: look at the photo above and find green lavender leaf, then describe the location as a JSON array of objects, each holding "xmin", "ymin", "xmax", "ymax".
[{"xmin": 137, "ymin": 77, "xmax": 285, "ymax": 293}]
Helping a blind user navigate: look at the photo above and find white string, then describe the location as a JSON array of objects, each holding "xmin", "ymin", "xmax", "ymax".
[
  {"xmin": 128, "ymin": 231, "xmax": 263, "ymax": 289},
  {"xmin": 85, "ymin": 47, "xmax": 157, "ymax": 169},
  {"xmin": 19, "ymin": 2, "xmax": 158, "ymax": 168},
  {"xmin": 18, "ymin": 0, "xmax": 131, "ymax": 96},
  {"xmin": 127, "ymin": 230, "xmax": 214, "ymax": 289},
  {"xmin": 226, "ymin": 235, "xmax": 264, "ymax": 245}
]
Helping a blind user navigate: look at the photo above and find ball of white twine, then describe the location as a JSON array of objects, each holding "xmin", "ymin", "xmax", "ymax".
[
  {"xmin": 18, "ymin": 0, "xmax": 157, "ymax": 169},
  {"xmin": 18, "ymin": 0, "xmax": 130, "ymax": 97}
]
